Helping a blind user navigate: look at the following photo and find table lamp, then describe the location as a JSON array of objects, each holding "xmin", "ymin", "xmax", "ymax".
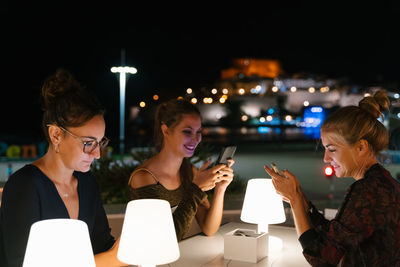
[
  {"xmin": 240, "ymin": 178, "xmax": 286, "ymax": 234},
  {"xmin": 117, "ymin": 199, "xmax": 180, "ymax": 267},
  {"xmin": 22, "ymin": 219, "xmax": 95, "ymax": 267},
  {"xmin": 223, "ymin": 178, "xmax": 286, "ymax": 263}
]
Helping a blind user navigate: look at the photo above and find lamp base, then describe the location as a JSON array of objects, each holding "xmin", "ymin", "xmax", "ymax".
[{"xmin": 224, "ymin": 228, "xmax": 268, "ymax": 263}]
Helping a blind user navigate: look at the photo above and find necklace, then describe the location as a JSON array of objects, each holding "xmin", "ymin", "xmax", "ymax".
[{"xmin": 56, "ymin": 186, "xmax": 71, "ymax": 198}]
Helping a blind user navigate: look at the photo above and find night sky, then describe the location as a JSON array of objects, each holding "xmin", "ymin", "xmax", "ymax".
[{"xmin": 3, "ymin": 1, "xmax": 400, "ymax": 141}]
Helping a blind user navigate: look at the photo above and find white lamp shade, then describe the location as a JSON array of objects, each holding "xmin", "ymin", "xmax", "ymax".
[
  {"xmin": 22, "ymin": 219, "xmax": 95, "ymax": 267},
  {"xmin": 117, "ymin": 199, "xmax": 180, "ymax": 265},
  {"xmin": 241, "ymin": 178, "xmax": 286, "ymax": 225}
]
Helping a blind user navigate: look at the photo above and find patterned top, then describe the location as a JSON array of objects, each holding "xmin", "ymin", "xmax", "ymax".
[
  {"xmin": 299, "ymin": 163, "xmax": 400, "ymax": 267},
  {"xmin": 127, "ymin": 168, "xmax": 207, "ymax": 241}
]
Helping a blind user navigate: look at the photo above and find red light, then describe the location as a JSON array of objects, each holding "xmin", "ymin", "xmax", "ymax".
[{"xmin": 324, "ymin": 165, "xmax": 334, "ymax": 177}]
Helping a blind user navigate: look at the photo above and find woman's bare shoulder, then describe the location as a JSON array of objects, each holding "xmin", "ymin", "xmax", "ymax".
[{"xmin": 129, "ymin": 161, "xmax": 158, "ymax": 189}]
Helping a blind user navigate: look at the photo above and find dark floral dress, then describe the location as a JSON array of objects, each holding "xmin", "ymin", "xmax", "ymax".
[{"xmin": 299, "ymin": 163, "xmax": 400, "ymax": 267}]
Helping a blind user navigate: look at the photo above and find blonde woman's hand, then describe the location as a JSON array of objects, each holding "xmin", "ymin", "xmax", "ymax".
[{"xmin": 264, "ymin": 165, "xmax": 301, "ymax": 203}]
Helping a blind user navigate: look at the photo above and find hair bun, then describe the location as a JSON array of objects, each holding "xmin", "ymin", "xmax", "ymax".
[
  {"xmin": 358, "ymin": 90, "xmax": 389, "ymax": 120},
  {"xmin": 41, "ymin": 68, "xmax": 82, "ymax": 109}
]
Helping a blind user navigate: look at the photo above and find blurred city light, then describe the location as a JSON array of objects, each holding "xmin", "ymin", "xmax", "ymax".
[
  {"xmin": 285, "ymin": 115, "xmax": 293, "ymax": 122},
  {"xmin": 324, "ymin": 165, "xmax": 334, "ymax": 177},
  {"xmin": 111, "ymin": 66, "xmax": 137, "ymax": 74},
  {"xmin": 320, "ymin": 86, "xmax": 330, "ymax": 93},
  {"xmin": 203, "ymin": 97, "xmax": 213, "ymax": 104},
  {"xmin": 111, "ymin": 62, "xmax": 137, "ymax": 155},
  {"xmin": 303, "ymin": 106, "xmax": 325, "ymax": 139},
  {"xmin": 257, "ymin": 126, "xmax": 271, "ymax": 134}
]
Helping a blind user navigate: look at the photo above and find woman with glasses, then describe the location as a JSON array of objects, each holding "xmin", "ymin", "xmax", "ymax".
[{"xmin": 0, "ymin": 69, "xmax": 126, "ymax": 267}]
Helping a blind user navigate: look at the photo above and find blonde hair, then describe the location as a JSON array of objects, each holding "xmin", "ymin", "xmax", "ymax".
[{"xmin": 321, "ymin": 90, "xmax": 390, "ymax": 155}]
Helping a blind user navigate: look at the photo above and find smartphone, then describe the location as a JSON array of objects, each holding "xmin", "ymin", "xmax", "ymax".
[
  {"xmin": 271, "ymin": 162, "xmax": 282, "ymax": 175},
  {"xmin": 233, "ymin": 229, "xmax": 260, "ymax": 238},
  {"xmin": 216, "ymin": 146, "xmax": 236, "ymax": 166}
]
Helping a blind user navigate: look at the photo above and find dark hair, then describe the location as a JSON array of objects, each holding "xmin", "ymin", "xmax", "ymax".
[
  {"xmin": 40, "ymin": 68, "xmax": 105, "ymax": 142},
  {"xmin": 321, "ymin": 90, "xmax": 390, "ymax": 155},
  {"xmin": 154, "ymin": 98, "xmax": 201, "ymax": 187}
]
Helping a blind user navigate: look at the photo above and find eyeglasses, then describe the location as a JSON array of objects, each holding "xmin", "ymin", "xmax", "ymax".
[{"xmin": 51, "ymin": 125, "xmax": 109, "ymax": 154}]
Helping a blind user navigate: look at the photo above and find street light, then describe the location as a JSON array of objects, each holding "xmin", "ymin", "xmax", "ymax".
[{"xmin": 111, "ymin": 66, "xmax": 137, "ymax": 155}]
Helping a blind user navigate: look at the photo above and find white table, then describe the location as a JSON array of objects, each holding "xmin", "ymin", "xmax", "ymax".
[{"xmin": 159, "ymin": 222, "xmax": 310, "ymax": 267}]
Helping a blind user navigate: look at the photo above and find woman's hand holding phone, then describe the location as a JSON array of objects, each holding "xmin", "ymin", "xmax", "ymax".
[
  {"xmin": 214, "ymin": 159, "xmax": 235, "ymax": 192},
  {"xmin": 193, "ymin": 161, "xmax": 227, "ymax": 191},
  {"xmin": 264, "ymin": 163, "xmax": 310, "ymax": 210}
]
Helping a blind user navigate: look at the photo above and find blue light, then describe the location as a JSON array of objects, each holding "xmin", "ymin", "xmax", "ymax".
[
  {"xmin": 302, "ymin": 106, "xmax": 326, "ymax": 139},
  {"xmin": 310, "ymin": 107, "xmax": 323, "ymax": 113},
  {"xmin": 267, "ymin": 108, "xmax": 274, "ymax": 115},
  {"xmin": 258, "ymin": 126, "xmax": 271, "ymax": 134}
]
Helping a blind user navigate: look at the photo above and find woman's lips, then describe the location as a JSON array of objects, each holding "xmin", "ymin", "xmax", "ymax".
[{"xmin": 184, "ymin": 144, "xmax": 196, "ymax": 152}]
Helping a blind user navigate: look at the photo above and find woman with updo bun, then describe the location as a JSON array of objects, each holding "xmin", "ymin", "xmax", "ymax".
[
  {"xmin": 265, "ymin": 90, "xmax": 400, "ymax": 266},
  {"xmin": 0, "ymin": 69, "xmax": 127, "ymax": 267}
]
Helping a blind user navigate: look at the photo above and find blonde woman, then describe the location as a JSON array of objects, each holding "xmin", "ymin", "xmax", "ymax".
[{"xmin": 265, "ymin": 90, "xmax": 400, "ymax": 266}]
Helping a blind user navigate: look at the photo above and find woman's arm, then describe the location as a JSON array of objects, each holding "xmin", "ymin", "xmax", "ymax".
[
  {"xmin": 1, "ymin": 173, "xmax": 41, "ymax": 267},
  {"xmin": 195, "ymin": 159, "xmax": 235, "ymax": 236},
  {"xmin": 264, "ymin": 165, "xmax": 311, "ymax": 236},
  {"xmin": 94, "ymin": 237, "xmax": 127, "ymax": 267},
  {"xmin": 289, "ymin": 193, "xmax": 312, "ymax": 237},
  {"xmin": 171, "ymin": 161, "xmax": 232, "ymax": 240},
  {"xmin": 195, "ymin": 185, "xmax": 225, "ymax": 236},
  {"xmin": 91, "ymin": 176, "xmax": 127, "ymax": 267}
]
